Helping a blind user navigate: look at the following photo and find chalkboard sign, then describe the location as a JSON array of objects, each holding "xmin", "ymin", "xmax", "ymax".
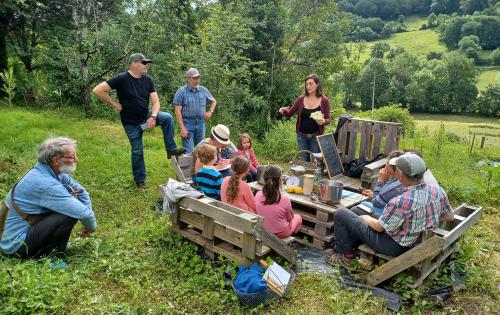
[{"xmin": 317, "ymin": 134, "xmax": 343, "ymax": 178}]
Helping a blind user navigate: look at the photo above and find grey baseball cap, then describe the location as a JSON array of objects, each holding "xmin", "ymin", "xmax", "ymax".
[
  {"xmin": 128, "ymin": 53, "xmax": 151, "ymax": 64},
  {"xmin": 186, "ymin": 68, "xmax": 200, "ymax": 78},
  {"xmin": 390, "ymin": 153, "xmax": 427, "ymax": 177}
]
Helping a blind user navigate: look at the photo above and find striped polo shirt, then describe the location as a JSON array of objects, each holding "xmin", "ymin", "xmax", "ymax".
[{"xmin": 194, "ymin": 167, "xmax": 223, "ymax": 200}]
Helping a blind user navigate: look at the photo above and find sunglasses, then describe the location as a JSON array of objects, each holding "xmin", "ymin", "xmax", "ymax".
[{"xmin": 139, "ymin": 61, "xmax": 150, "ymax": 65}]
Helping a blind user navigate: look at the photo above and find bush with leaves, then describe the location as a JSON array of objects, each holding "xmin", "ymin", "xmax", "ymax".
[{"xmin": 355, "ymin": 104, "xmax": 416, "ymax": 135}]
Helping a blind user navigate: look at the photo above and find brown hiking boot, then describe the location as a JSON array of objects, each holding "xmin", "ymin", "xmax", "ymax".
[{"xmin": 325, "ymin": 251, "xmax": 354, "ymax": 270}]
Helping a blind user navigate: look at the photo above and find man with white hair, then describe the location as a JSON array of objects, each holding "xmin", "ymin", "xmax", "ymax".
[
  {"xmin": 173, "ymin": 68, "xmax": 217, "ymax": 153},
  {"xmin": 327, "ymin": 153, "xmax": 455, "ymax": 269},
  {"xmin": 0, "ymin": 137, "xmax": 96, "ymax": 263},
  {"xmin": 93, "ymin": 53, "xmax": 185, "ymax": 189}
]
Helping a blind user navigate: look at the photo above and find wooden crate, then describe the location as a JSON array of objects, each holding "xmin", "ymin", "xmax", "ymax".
[
  {"xmin": 335, "ymin": 118, "xmax": 403, "ymax": 190},
  {"xmin": 359, "ymin": 204, "xmax": 483, "ymax": 288},
  {"xmin": 249, "ymin": 182, "xmax": 366, "ymax": 250},
  {"xmin": 160, "ymin": 184, "xmax": 297, "ymax": 265}
]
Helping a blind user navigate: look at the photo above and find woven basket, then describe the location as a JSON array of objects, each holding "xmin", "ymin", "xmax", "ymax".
[{"xmin": 226, "ymin": 269, "xmax": 295, "ymax": 307}]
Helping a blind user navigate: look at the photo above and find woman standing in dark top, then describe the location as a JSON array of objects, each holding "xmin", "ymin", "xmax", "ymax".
[{"xmin": 279, "ymin": 74, "xmax": 331, "ymax": 161}]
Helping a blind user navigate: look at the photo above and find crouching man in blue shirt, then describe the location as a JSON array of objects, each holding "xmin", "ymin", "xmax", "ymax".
[{"xmin": 0, "ymin": 137, "xmax": 96, "ymax": 260}]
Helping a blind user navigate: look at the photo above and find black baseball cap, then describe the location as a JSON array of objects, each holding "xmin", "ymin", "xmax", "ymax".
[{"xmin": 128, "ymin": 53, "xmax": 152, "ymax": 64}]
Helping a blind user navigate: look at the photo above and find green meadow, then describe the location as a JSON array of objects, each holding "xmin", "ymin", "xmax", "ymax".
[{"xmin": 0, "ymin": 107, "xmax": 498, "ymax": 314}]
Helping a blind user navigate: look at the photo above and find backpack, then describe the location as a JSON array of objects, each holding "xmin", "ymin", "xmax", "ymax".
[{"xmin": 343, "ymin": 153, "xmax": 385, "ymax": 178}]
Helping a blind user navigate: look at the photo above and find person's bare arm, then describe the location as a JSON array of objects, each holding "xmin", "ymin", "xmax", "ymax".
[
  {"xmin": 92, "ymin": 82, "xmax": 122, "ymax": 112},
  {"xmin": 174, "ymin": 105, "xmax": 188, "ymax": 138},
  {"xmin": 440, "ymin": 212, "xmax": 455, "ymax": 222},
  {"xmin": 360, "ymin": 215, "xmax": 385, "ymax": 232},
  {"xmin": 204, "ymin": 99, "xmax": 217, "ymax": 121},
  {"xmin": 147, "ymin": 92, "xmax": 160, "ymax": 128}
]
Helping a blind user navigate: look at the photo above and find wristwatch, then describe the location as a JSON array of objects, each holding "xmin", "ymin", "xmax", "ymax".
[
  {"xmin": 209, "ymin": 109, "xmax": 214, "ymax": 113},
  {"xmin": 151, "ymin": 115, "xmax": 157, "ymax": 119}
]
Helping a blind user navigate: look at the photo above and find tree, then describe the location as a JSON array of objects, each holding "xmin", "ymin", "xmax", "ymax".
[
  {"xmin": 354, "ymin": 0, "xmax": 377, "ymax": 18},
  {"xmin": 0, "ymin": 0, "xmax": 23, "ymax": 89},
  {"xmin": 458, "ymin": 35, "xmax": 482, "ymax": 62},
  {"xmin": 491, "ymin": 48, "xmax": 500, "ymax": 65},
  {"xmin": 7, "ymin": 0, "xmax": 73, "ymax": 74},
  {"xmin": 431, "ymin": 0, "xmax": 460, "ymax": 14},
  {"xmin": 407, "ymin": 52, "xmax": 477, "ymax": 113},
  {"xmin": 427, "ymin": 12, "xmax": 438, "ymax": 28},
  {"xmin": 460, "ymin": 0, "xmax": 490, "ymax": 14},
  {"xmin": 371, "ymin": 42, "xmax": 391, "ymax": 58},
  {"xmin": 357, "ymin": 58, "xmax": 389, "ymax": 109},
  {"xmin": 460, "ymin": 20, "xmax": 481, "ymax": 37},
  {"xmin": 439, "ymin": 16, "xmax": 468, "ymax": 49},
  {"xmin": 384, "ymin": 52, "xmax": 421, "ymax": 105},
  {"xmin": 475, "ymin": 83, "xmax": 500, "ymax": 117}
]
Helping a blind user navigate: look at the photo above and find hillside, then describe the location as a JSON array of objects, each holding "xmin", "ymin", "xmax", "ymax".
[{"xmin": 352, "ymin": 16, "xmax": 499, "ymax": 91}]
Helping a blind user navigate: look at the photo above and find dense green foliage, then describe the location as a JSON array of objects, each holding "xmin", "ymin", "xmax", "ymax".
[{"xmin": 338, "ymin": 0, "xmax": 432, "ymax": 19}]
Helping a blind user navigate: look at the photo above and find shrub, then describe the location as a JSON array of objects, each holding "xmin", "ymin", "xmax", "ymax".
[
  {"xmin": 254, "ymin": 120, "xmax": 297, "ymax": 163},
  {"xmin": 0, "ymin": 67, "xmax": 16, "ymax": 109},
  {"xmin": 355, "ymin": 104, "xmax": 416, "ymax": 135}
]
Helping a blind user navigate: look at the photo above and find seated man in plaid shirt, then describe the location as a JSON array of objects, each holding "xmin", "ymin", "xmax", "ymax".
[{"xmin": 327, "ymin": 154, "xmax": 455, "ymax": 269}]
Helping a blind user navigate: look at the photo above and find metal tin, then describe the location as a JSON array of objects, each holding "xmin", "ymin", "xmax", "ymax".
[{"xmin": 318, "ymin": 180, "xmax": 344, "ymax": 204}]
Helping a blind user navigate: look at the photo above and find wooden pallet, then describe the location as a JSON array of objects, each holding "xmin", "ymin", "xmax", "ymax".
[
  {"xmin": 160, "ymin": 184, "xmax": 297, "ymax": 265},
  {"xmin": 358, "ymin": 204, "xmax": 483, "ymax": 288}
]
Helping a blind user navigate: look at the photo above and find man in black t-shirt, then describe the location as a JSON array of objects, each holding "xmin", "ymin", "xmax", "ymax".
[{"xmin": 92, "ymin": 53, "xmax": 185, "ymax": 188}]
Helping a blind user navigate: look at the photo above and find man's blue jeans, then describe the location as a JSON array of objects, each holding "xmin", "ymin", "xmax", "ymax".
[
  {"xmin": 123, "ymin": 111, "xmax": 177, "ymax": 183},
  {"xmin": 182, "ymin": 118, "xmax": 205, "ymax": 153},
  {"xmin": 297, "ymin": 132, "xmax": 320, "ymax": 162}
]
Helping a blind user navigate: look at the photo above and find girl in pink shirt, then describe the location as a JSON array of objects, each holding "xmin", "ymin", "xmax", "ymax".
[
  {"xmin": 255, "ymin": 166, "xmax": 302, "ymax": 239},
  {"xmin": 237, "ymin": 133, "xmax": 259, "ymax": 182},
  {"xmin": 221, "ymin": 157, "xmax": 256, "ymax": 213}
]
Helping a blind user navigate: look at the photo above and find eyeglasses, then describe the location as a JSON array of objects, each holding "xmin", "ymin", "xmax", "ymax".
[
  {"xmin": 139, "ymin": 61, "xmax": 149, "ymax": 65},
  {"xmin": 63, "ymin": 155, "xmax": 78, "ymax": 160}
]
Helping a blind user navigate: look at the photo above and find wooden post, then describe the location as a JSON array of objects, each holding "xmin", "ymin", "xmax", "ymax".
[
  {"xmin": 480, "ymin": 136, "xmax": 486, "ymax": 149},
  {"xmin": 469, "ymin": 134, "xmax": 476, "ymax": 155}
]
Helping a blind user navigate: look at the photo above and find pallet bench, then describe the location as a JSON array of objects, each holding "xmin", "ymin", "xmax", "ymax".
[
  {"xmin": 358, "ymin": 204, "xmax": 483, "ymax": 288},
  {"xmin": 160, "ymin": 184, "xmax": 297, "ymax": 265}
]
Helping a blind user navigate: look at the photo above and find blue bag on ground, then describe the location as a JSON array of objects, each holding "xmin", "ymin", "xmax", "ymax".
[{"xmin": 234, "ymin": 263, "xmax": 267, "ymax": 293}]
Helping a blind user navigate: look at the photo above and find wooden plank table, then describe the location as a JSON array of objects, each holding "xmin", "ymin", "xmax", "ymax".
[{"xmin": 249, "ymin": 181, "xmax": 367, "ymax": 249}]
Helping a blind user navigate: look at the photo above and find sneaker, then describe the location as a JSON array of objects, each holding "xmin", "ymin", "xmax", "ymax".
[
  {"xmin": 136, "ymin": 181, "xmax": 148, "ymax": 189},
  {"xmin": 167, "ymin": 148, "xmax": 186, "ymax": 159},
  {"xmin": 325, "ymin": 251, "xmax": 353, "ymax": 270}
]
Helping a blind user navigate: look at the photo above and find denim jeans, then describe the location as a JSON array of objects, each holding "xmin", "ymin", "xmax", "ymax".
[
  {"xmin": 182, "ymin": 118, "xmax": 205, "ymax": 153},
  {"xmin": 123, "ymin": 111, "xmax": 177, "ymax": 183},
  {"xmin": 333, "ymin": 208, "xmax": 409, "ymax": 257},
  {"xmin": 297, "ymin": 132, "xmax": 320, "ymax": 162}
]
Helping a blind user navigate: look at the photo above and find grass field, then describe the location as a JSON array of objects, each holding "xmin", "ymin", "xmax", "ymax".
[
  {"xmin": 0, "ymin": 108, "xmax": 498, "ymax": 314},
  {"xmin": 356, "ymin": 28, "xmax": 447, "ymax": 62},
  {"xmin": 477, "ymin": 67, "xmax": 500, "ymax": 91},
  {"xmin": 404, "ymin": 16, "xmax": 428, "ymax": 31}
]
